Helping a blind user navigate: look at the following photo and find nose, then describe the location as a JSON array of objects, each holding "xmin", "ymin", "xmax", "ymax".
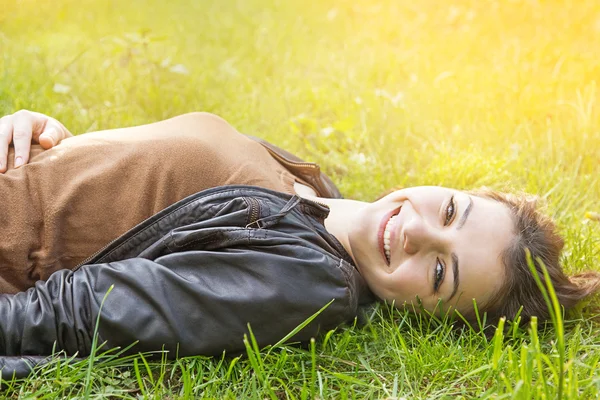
[{"xmin": 401, "ymin": 216, "xmax": 448, "ymax": 255}]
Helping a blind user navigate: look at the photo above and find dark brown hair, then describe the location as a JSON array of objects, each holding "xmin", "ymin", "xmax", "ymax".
[{"xmin": 470, "ymin": 189, "xmax": 600, "ymax": 325}]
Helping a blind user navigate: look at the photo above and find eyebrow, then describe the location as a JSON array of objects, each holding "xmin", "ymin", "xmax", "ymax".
[
  {"xmin": 447, "ymin": 195, "xmax": 473, "ymax": 301},
  {"xmin": 448, "ymin": 253, "xmax": 460, "ymax": 301},
  {"xmin": 457, "ymin": 195, "xmax": 474, "ymax": 230}
]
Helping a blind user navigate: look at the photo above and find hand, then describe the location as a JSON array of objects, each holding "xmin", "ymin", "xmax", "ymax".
[{"xmin": 0, "ymin": 110, "xmax": 73, "ymax": 172}]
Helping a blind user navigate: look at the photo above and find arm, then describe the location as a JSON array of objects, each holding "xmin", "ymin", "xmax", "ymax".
[
  {"xmin": 0, "ymin": 110, "xmax": 73, "ymax": 172},
  {"xmin": 0, "ymin": 247, "xmax": 354, "ymax": 377},
  {"xmin": 0, "ymin": 110, "xmax": 242, "ymax": 173}
]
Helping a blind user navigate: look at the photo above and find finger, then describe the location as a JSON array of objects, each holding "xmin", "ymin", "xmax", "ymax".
[
  {"xmin": 0, "ymin": 116, "xmax": 13, "ymax": 173},
  {"xmin": 31, "ymin": 115, "xmax": 70, "ymax": 149},
  {"xmin": 28, "ymin": 111, "xmax": 50, "ymax": 144},
  {"xmin": 38, "ymin": 125, "xmax": 61, "ymax": 149},
  {"xmin": 11, "ymin": 112, "xmax": 33, "ymax": 168},
  {"xmin": 39, "ymin": 118, "xmax": 72, "ymax": 149}
]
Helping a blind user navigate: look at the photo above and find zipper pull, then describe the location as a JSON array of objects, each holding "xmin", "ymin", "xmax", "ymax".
[{"xmin": 245, "ymin": 195, "xmax": 302, "ymax": 229}]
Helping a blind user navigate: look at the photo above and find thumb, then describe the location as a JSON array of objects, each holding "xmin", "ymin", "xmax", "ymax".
[
  {"xmin": 38, "ymin": 126, "xmax": 64, "ymax": 150},
  {"xmin": 38, "ymin": 129, "xmax": 58, "ymax": 149}
]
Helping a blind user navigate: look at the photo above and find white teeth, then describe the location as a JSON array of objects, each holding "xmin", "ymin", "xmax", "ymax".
[{"xmin": 383, "ymin": 215, "xmax": 397, "ymax": 263}]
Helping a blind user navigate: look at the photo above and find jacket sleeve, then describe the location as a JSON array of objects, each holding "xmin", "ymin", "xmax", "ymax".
[{"xmin": 0, "ymin": 247, "xmax": 356, "ymax": 376}]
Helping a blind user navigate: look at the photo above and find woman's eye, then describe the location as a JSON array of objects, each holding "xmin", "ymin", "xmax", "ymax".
[
  {"xmin": 444, "ymin": 196, "xmax": 456, "ymax": 226},
  {"xmin": 434, "ymin": 258, "xmax": 445, "ymax": 292}
]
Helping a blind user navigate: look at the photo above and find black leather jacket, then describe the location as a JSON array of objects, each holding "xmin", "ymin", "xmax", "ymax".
[{"xmin": 0, "ymin": 185, "xmax": 373, "ymax": 378}]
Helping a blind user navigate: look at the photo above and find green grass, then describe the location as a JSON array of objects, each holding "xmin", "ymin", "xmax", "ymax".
[{"xmin": 1, "ymin": 0, "xmax": 600, "ymax": 397}]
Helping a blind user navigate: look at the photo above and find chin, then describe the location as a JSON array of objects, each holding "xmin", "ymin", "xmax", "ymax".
[{"xmin": 368, "ymin": 282, "xmax": 399, "ymax": 304}]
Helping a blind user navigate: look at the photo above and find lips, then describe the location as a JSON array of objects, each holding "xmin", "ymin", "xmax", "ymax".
[{"xmin": 378, "ymin": 206, "xmax": 401, "ymax": 266}]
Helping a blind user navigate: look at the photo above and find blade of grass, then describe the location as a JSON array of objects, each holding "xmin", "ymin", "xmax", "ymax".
[{"xmin": 83, "ymin": 284, "xmax": 114, "ymax": 399}]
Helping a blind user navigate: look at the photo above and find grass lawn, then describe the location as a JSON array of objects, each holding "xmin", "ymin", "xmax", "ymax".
[{"xmin": 1, "ymin": 0, "xmax": 600, "ymax": 398}]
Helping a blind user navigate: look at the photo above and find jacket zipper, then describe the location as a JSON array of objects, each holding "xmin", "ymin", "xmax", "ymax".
[
  {"xmin": 246, "ymin": 197, "xmax": 260, "ymax": 227},
  {"xmin": 74, "ymin": 192, "xmax": 265, "ymax": 270},
  {"xmin": 264, "ymin": 149, "xmax": 320, "ymax": 171},
  {"xmin": 73, "ymin": 196, "xmax": 206, "ymax": 270},
  {"xmin": 304, "ymin": 197, "xmax": 330, "ymax": 210},
  {"xmin": 73, "ymin": 234, "xmax": 127, "ymax": 271}
]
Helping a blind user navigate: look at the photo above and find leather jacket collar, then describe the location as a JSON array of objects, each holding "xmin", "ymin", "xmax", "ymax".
[{"xmin": 248, "ymin": 135, "xmax": 343, "ymax": 199}]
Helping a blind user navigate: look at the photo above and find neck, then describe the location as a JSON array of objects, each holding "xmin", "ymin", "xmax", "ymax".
[{"xmin": 299, "ymin": 193, "xmax": 364, "ymax": 264}]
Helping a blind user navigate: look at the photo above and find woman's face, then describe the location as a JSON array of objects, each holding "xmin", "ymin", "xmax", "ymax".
[{"xmin": 347, "ymin": 186, "xmax": 515, "ymax": 315}]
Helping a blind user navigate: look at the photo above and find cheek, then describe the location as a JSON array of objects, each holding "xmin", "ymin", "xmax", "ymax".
[
  {"xmin": 349, "ymin": 210, "xmax": 378, "ymax": 258},
  {"xmin": 380, "ymin": 261, "xmax": 430, "ymax": 304},
  {"xmin": 348, "ymin": 208, "xmax": 366, "ymax": 240}
]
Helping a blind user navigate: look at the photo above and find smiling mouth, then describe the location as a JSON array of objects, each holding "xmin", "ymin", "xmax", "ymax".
[
  {"xmin": 378, "ymin": 206, "xmax": 401, "ymax": 266},
  {"xmin": 383, "ymin": 215, "xmax": 398, "ymax": 263}
]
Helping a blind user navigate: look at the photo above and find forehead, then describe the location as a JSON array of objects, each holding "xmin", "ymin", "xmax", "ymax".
[{"xmin": 451, "ymin": 194, "xmax": 515, "ymax": 312}]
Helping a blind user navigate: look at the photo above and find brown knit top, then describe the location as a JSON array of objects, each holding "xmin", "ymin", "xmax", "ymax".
[{"xmin": 0, "ymin": 113, "xmax": 306, "ymax": 293}]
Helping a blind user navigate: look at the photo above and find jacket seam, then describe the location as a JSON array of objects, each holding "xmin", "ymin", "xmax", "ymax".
[
  {"xmin": 97, "ymin": 199, "xmax": 229, "ymax": 262},
  {"xmin": 168, "ymin": 228, "xmax": 247, "ymax": 250},
  {"xmin": 99, "ymin": 188, "xmax": 278, "ymax": 261},
  {"xmin": 335, "ymin": 258, "xmax": 354, "ymax": 317}
]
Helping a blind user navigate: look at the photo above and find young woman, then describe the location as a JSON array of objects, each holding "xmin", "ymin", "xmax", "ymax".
[{"xmin": 0, "ymin": 110, "xmax": 597, "ymax": 377}]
